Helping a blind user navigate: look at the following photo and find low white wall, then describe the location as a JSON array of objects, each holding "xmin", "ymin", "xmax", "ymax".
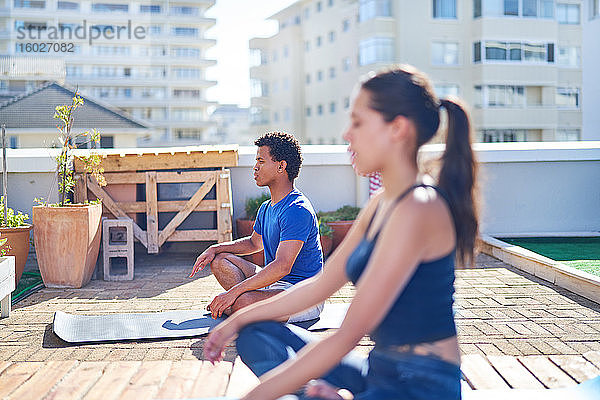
[{"xmin": 1, "ymin": 143, "xmax": 599, "ymax": 236}]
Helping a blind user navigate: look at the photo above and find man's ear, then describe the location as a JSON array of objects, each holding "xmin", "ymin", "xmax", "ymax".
[{"xmin": 278, "ymin": 160, "xmax": 287, "ymax": 172}]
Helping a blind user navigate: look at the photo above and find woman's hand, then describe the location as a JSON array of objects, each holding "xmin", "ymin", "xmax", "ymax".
[{"xmin": 204, "ymin": 318, "xmax": 240, "ymax": 363}]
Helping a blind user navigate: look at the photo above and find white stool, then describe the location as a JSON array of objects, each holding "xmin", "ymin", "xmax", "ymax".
[
  {"xmin": 102, "ymin": 218, "xmax": 134, "ymax": 281},
  {"xmin": 0, "ymin": 256, "xmax": 15, "ymax": 318}
]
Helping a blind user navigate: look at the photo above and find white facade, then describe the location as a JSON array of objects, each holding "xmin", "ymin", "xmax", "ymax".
[
  {"xmin": 0, "ymin": 0, "xmax": 217, "ymax": 145},
  {"xmin": 583, "ymin": 0, "xmax": 600, "ymax": 140},
  {"xmin": 250, "ymin": 0, "xmax": 584, "ymax": 144}
]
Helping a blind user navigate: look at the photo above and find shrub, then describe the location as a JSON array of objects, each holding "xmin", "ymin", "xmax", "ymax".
[{"xmin": 244, "ymin": 192, "xmax": 271, "ymax": 220}]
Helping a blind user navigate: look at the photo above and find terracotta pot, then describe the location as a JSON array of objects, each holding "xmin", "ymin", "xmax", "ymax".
[
  {"xmin": 320, "ymin": 235, "xmax": 333, "ymax": 258},
  {"xmin": 0, "ymin": 225, "xmax": 33, "ymax": 287},
  {"xmin": 33, "ymin": 203, "xmax": 102, "ymax": 288},
  {"xmin": 327, "ymin": 220, "xmax": 354, "ymax": 250},
  {"xmin": 235, "ymin": 218, "xmax": 264, "ymax": 267}
]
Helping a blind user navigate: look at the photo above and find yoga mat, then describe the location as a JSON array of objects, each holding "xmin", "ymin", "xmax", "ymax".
[{"xmin": 53, "ymin": 303, "xmax": 350, "ymax": 343}]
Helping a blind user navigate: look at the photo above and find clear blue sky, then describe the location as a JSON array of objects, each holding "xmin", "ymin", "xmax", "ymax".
[{"xmin": 205, "ymin": 0, "xmax": 297, "ymax": 107}]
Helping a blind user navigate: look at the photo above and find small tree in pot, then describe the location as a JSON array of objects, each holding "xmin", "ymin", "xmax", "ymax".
[
  {"xmin": 0, "ymin": 197, "xmax": 32, "ymax": 287},
  {"xmin": 33, "ymin": 93, "xmax": 107, "ymax": 288}
]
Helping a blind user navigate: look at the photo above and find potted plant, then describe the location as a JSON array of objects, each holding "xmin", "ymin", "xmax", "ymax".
[
  {"xmin": 32, "ymin": 93, "xmax": 107, "ymax": 288},
  {"xmin": 235, "ymin": 192, "xmax": 270, "ymax": 266},
  {"xmin": 0, "ymin": 197, "xmax": 32, "ymax": 287},
  {"xmin": 318, "ymin": 217, "xmax": 333, "ymax": 258},
  {"xmin": 319, "ymin": 205, "xmax": 361, "ymax": 251}
]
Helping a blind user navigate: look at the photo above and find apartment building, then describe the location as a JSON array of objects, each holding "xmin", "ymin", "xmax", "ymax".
[
  {"xmin": 0, "ymin": 0, "xmax": 217, "ymax": 146},
  {"xmin": 250, "ymin": 0, "xmax": 584, "ymax": 143},
  {"xmin": 583, "ymin": 0, "xmax": 600, "ymax": 139}
]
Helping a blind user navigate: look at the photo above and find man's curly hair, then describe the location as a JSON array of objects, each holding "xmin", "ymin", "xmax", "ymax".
[{"xmin": 255, "ymin": 131, "xmax": 303, "ymax": 181}]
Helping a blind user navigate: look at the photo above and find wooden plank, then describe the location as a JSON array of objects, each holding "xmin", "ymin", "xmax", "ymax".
[
  {"xmin": 76, "ymin": 150, "xmax": 238, "ymax": 173},
  {"xmin": 118, "ymin": 200, "xmax": 218, "ymax": 213},
  {"xmin": 583, "ymin": 351, "xmax": 600, "ymax": 369},
  {"xmin": 104, "ymin": 171, "xmax": 215, "ymax": 185},
  {"xmin": 487, "ymin": 355, "xmax": 544, "ymax": 389},
  {"xmin": 0, "ymin": 361, "xmax": 10, "ymax": 375},
  {"xmin": 461, "ymin": 354, "xmax": 509, "ymax": 390},
  {"xmin": 549, "ymin": 355, "xmax": 600, "ymax": 383},
  {"xmin": 46, "ymin": 362, "xmax": 107, "ymax": 400},
  {"xmin": 74, "ymin": 173, "xmax": 88, "ymax": 203},
  {"xmin": 0, "ymin": 362, "xmax": 44, "ymax": 398},
  {"xmin": 225, "ymin": 356, "xmax": 259, "ymax": 397},
  {"xmin": 83, "ymin": 361, "xmax": 142, "ymax": 400},
  {"xmin": 158, "ymin": 175, "xmax": 216, "ymax": 247},
  {"xmin": 145, "ymin": 171, "xmax": 159, "ymax": 254},
  {"xmin": 518, "ymin": 355, "xmax": 577, "ymax": 388},
  {"xmin": 190, "ymin": 361, "xmax": 233, "ymax": 397},
  {"xmin": 86, "ymin": 175, "xmax": 148, "ymax": 247},
  {"xmin": 155, "ymin": 360, "xmax": 203, "ymax": 399},
  {"xmin": 7, "ymin": 360, "xmax": 78, "ymax": 400},
  {"xmin": 165, "ymin": 230, "xmax": 219, "ymax": 242},
  {"xmin": 217, "ymin": 170, "xmax": 233, "ymax": 243},
  {"xmin": 118, "ymin": 360, "xmax": 172, "ymax": 400}
]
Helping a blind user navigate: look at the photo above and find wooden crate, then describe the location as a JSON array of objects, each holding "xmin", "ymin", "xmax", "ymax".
[{"xmin": 73, "ymin": 146, "xmax": 237, "ymax": 254}]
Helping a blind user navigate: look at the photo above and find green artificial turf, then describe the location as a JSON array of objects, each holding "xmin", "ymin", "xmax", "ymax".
[
  {"xmin": 500, "ymin": 237, "xmax": 600, "ymax": 277},
  {"xmin": 12, "ymin": 269, "xmax": 44, "ymax": 304}
]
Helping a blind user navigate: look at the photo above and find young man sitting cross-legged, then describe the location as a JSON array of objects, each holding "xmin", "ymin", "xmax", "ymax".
[{"xmin": 189, "ymin": 132, "xmax": 324, "ymax": 322}]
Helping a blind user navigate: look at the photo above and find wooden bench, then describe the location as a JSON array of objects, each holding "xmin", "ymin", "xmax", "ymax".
[{"xmin": 0, "ymin": 256, "xmax": 15, "ymax": 318}]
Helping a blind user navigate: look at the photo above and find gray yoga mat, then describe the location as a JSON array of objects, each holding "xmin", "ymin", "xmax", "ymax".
[{"xmin": 53, "ymin": 303, "xmax": 350, "ymax": 343}]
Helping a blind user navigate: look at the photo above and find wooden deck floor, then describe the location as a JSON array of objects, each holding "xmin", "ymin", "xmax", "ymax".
[{"xmin": 2, "ymin": 352, "xmax": 599, "ymax": 399}]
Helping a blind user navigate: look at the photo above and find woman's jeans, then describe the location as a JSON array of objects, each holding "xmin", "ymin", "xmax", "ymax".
[{"xmin": 236, "ymin": 321, "xmax": 462, "ymax": 400}]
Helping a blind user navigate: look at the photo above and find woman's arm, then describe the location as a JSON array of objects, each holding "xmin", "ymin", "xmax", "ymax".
[
  {"xmin": 204, "ymin": 196, "xmax": 381, "ymax": 361},
  {"xmin": 241, "ymin": 199, "xmax": 431, "ymax": 399}
]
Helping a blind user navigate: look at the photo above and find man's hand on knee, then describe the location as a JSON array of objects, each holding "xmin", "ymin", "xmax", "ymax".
[
  {"xmin": 190, "ymin": 246, "xmax": 217, "ymax": 278},
  {"xmin": 209, "ymin": 289, "xmax": 240, "ymax": 318}
]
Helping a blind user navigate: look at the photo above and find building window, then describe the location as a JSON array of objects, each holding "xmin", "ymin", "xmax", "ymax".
[
  {"xmin": 170, "ymin": 6, "xmax": 198, "ymax": 15},
  {"xmin": 305, "ymin": 40, "xmax": 310, "ymax": 51},
  {"xmin": 557, "ymin": 46, "xmax": 580, "ymax": 67},
  {"xmin": 434, "ymin": 84, "xmax": 459, "ymax": 98},
  {"xmin": 482, "ymin": 129, "xmax": 528, "ymax": 142},
  {"xmin": 317, "ymin": 1, "xmax": 322, "ymax": 12},
  {"xmin": 272, "ymin": 50, "xmax": 278, "ymax": 62},
  {"xmin": 329, "ymin": 67, "xmax": 336, "ymax": 78},
  {"xmin": 273, "ymin": 111, "xmax": 279, "ymax": 122},
  {"xmin": 359, "ymin": 37, "xmax": 395, "ymax": 66},
  {"xmin": 283, "ymin": 45, "xmax": 289, "ymax": 58},
  {"xmin": 100, "ymin": 136, "xmax": 114, "ymax": 148},
  {"xmin": 359, "ymin": 0, "xmax": 392, "ymax": 21},
  {"xmin": 316, "ymin": 36, "xmax": 322, "ymax": 47},
  {"xmin": 593, "ymin": 0, "xmax": 600, "ymax": 19},
  {"xmin": 343, "ymin": 19, "xmax": 350, "ymax": 31},
  {"xmin": 317, "ymin": 104, "xmax": 323, "ymax": 115},
  {"xmin": 433, "ymin": 0, "xmax": 457, "ymax": 19},
  {"xmin": 14, "ymin": 0, "xmax": 45, "ymax": 8},
  {"xmin": 557, "ymin": 3, "xmax": 580, "ymax": 24},
  {"xmin": 91, "ymin": 3, "xmax": 128, "ymax": 12},
  {"xmin": 474, "ymin": 0, "xmax": 554, "ymax": 18},
  {"xmin": 328, "ymin": 0, "xmax": 334, "ymax": 6},
  {"xmin": 304, "ymin": 7, "xmax": 310, "ymax": 19},
  {"xmin": 475, "ymin": 40, "xmax": 553, "ymax": 63},
  {"xmin": 344, "ymin": 97, "xmax": 350, "ymax": 109},
  {"xmin": 432, "ymin": 42, "xmax": 459, "ymax": 65},
  {"xmin": 317, "ymin": 70, "xmax": 323, "ymax": 81},
  {"xmin": 329, "ymin": 31, "xmax": 336, "ymax": 42},
  {"xmin": 306, "ymin": 106, "xmax": 312, "ymax": 117},
  {"xmin": 556, "ymin": 87, "xmax": 579, "ymax": 108},
  {"xmin": 342, "ymin": 57, "xmax": 352, "ymax": 71},
  {"xmin": 57, "ymin": 1, "xmax": 78, "ymax": 10},
  {"xmin": 306, "ymin": 74, "xmax": 311, "ymax": 84},
  {"xmin": 172, "ymin": 27, "xmax": 197, "ymax": 37},
  {"xmin": 330, "ymin": 102, "xmax": 336, "ymax": 113},
  {"xmin": 140, "ymin": 4, "xmax": 161, "ymax": 13},
  {"xmin": 284, "ymin": 108, "xmax": 291, "ymax": 121},
  {"xmin": 475, "ymin": 85, "xmax": 525, "ymax": 107},
  {"xmin": 555, "ymin": 128, "xmax": 580, "ymax": 141},
  {"xmin": 9, "ymin": 136, "xmax": 18, "ymax": 149}
]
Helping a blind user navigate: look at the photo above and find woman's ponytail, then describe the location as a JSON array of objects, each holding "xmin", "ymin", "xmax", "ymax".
[{"xmin": 438, "ymin": 98, "xmax": 478, "ymax": 267}]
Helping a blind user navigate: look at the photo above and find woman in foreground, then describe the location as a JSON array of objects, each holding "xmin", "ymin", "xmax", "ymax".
[{"xmin": 204, "ymin": 65, "xmax": 478, "ymax": 400}]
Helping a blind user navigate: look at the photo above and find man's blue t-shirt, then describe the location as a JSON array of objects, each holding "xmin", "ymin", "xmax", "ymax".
[{"xmin": 253, "ymin": 188, "xmax": 323, "ymax": 284}]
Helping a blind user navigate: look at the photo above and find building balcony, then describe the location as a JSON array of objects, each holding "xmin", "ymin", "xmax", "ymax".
[{"xmin": 472, "ymin": 107, "xmax": 564, "ymax": 129}]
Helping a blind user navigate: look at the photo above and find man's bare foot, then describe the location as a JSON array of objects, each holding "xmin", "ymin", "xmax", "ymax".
[{"xmin": 304, "ymin": 379, "xmax": 352, "ymax": 399}]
